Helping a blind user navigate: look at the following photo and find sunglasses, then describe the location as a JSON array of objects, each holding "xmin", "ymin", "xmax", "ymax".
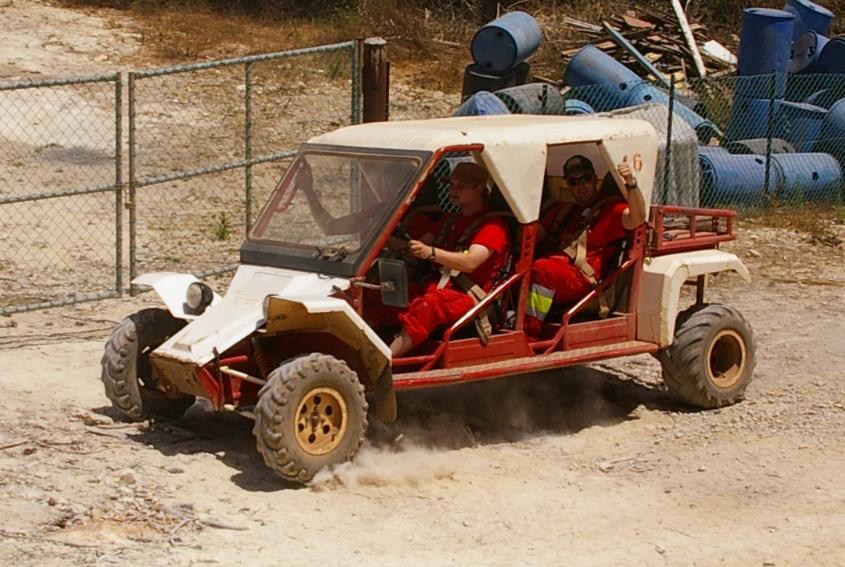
[{"xmin": 566, "ymin": 173, "xmax": 593, "ymax": 185}]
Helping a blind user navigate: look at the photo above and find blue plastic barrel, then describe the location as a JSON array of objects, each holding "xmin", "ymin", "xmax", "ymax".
[
  {"xmin": 725, "ymin": 138, "xmax": 796, "ymax": 154},
  {"xmin": 789, "ymin": 31, "xmax": 829, "ymax": 73},
  {"xmin": 561, "ymin": 83, "xmax": 642, "ymax": 112},
  {"xmin": 772, "ymin": 152, "xmax": 841, "ymax": 200},
  {"xmin": 493, "ymin": 83, "xmax": 566, "ymax": 114},
  {"xmin": 562, "ymin": 99, "xmax": 595, "ymax": 115},
  {"xmin": 816, "ymin": 37, "xmax": 845, "ymax": 73},
  {"xmin": 737, "ymin": 8, "xmax": 795, "ymax": 98},
  {"xmin": 452, "ymin": 91, "xmax": 511, "ymax": 117},
  {"xmin": 698, "ymin": 148, "xmax": 781, "ymax": 204},
  {"xmin": 564, "ymin": 45, "xmax": 640, "ymax": 86},
  {"xmin": 778, "ymin": 100, "xmax": 827, "ymax": 151},
  {"xmin": 783, "ymin": 0, "xmax": 834, "ymax": 38},
  {"xmin": 725, "ymin": 97, "xmax": 783, "ymax": 141},
  {"xmin": 698, "ymin": 146, "xmax": 730, "ymax": 156},
  {"xmin": 471, "ymin": 11, "xmax": 541, "ymax": 74},
  {"xmin": 785, "ymin": 71, "xmax": 842, "ymax": 103},
  {"xmin": 815, "ymin": 98, "xmax": 845, "ymax": 163},
  {"xmin": 625, "ymin": 83, "xmax": 720, "ymax": 143},
  {"xmin": 802, "ymin": 88, "xmax": 840, "ymax": 108}
]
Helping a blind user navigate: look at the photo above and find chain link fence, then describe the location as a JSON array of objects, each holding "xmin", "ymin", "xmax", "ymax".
[
  {"xmin": 0, "ymin": 42, "xmax": 360, "ymax": 314},
  {"xmin": 0, "ymin": 74, "xmax": 122, "ymax": 315},
  {"xmin": 3, "ymin": 53, "xmax": 844, "ymax": 315},
  {"xmin": 128, "ymin": 42, "xmax": 360, "ymax": 288}
]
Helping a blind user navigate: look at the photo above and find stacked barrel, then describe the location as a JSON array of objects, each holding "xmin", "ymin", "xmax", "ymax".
[
  {"xmin": 460, "ymin": 11, "xmax": 540, "ymax": 102},
  {"xmin": 561, "ymin": 45, "xmax": 719, "ymax": 144},
  {"xmin": 715, "ymin": 1, "xmax": 843, "ymax": 204},
  {"xmin": 450, "ymin": 4, "xmax": 844, "ymax": 206},
  {"xmin": 555, "ymin": 1, "xmax": 843, "ymax": 205}
]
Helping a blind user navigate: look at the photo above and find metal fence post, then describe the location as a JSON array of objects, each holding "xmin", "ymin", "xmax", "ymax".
[
  {"xmin": 128, "ymin": 72, "xmax": 138, "ymax": 295},
  {"xmin": 663, "ymin": 75, "xmax": 675, "ymax": 205},
  {"xmin": 351, "ymin": 40, "xmax": 361, "ymax": 124},
  {"xmin": 763, "ymin": 71, "xmax": 777, "ymax": 197},
  {"xmin": 244, "ymin": 61, "xmax": 254, "ymax": 231},
  {"xmin": 115, "ymin": 73, "xmax": 123, "ymax": 296},
  {"xmin": 362, "ymin": 37, "xmax": 389, "ymax": 123}
]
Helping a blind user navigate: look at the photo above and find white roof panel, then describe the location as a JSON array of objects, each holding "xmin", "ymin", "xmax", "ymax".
[{"xmin": 309, "ymin": 115, "xmax": 659, "ymax": 223}]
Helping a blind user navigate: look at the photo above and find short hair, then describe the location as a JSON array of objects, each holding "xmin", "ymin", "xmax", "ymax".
[{"xmin": 446, "ymin": 162, "xmax": 489, "ymax": 186}]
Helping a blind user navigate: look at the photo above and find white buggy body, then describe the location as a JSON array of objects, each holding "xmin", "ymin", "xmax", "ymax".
[{"xmin": 103, "ymin": 114, "xmax": 754, "ymax": 484}]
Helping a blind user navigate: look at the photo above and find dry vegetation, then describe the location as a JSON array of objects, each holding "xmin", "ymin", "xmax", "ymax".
[
  {"xmin": 749, "ymin": 203, "xmax": 845, "ymax": 247},
  {"xmin": 51, "ymin": 0, "xmax": 845, "ymax": 92}
]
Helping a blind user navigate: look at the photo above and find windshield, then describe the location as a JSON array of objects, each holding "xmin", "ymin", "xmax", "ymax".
[{"xmin": 250, "ymin": 149, "xmax": 423, "ymax": 259}]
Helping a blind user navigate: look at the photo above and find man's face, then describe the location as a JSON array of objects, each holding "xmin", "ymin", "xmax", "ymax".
[
  {"xmin": 566, "ymin": 168, "xmax": 598, "ymax": 204},
  {"xmin": 448, "ymin": 179, "xmax": 483, "ymax": 208}
]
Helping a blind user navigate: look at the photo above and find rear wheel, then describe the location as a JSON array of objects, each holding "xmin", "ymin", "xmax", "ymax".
[
  {"xmin": 254, "ymin": 353, "xmax": 368, "ymax": 483},
  {"xmin": 100, "ymin": 308, "xmax": 195, "ymax": 421},
  {"xmin": 658, "ymin": 303, "xmax": 755, "ymax": 409}
]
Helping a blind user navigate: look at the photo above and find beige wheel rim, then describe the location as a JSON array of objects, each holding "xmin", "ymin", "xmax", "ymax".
[
  {"xmin": 706, "ymin": 329, "xmax": 747, "ymax": 389},
  {"xmin": 294, "ymin": 387, "xmax": 348, "ymax": 456}
]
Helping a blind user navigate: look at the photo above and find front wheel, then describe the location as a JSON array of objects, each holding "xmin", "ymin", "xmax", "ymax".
[
  {"xmin": 658, "ymin": 303, "xmax": 756, "ymax": 409},
  {"xmin": 253, "ymin": 353, "xmax": 368, "ymax": 483},
  {"xmin": 100, "ymin": 308, "xmax": 196, "ymax": 421}
]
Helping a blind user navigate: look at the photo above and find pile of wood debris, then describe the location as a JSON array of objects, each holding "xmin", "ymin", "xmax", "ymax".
[{"xmin": 561, "ymin": 2, "xmax": 737, "ymax": 84}]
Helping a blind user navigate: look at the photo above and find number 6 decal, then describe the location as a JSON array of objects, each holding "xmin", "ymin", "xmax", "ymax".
[{"xmin": 632, "ymin": 153, "xmax": 644, "ymax": 172}]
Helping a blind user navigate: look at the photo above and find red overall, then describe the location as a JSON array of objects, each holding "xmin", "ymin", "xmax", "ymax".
[
  {"xmin": 525, "ymin": 199, "xmax": 628, "ymax": 338},
  {"xmin": 398, "ymin": 209, "xmax": 510, "ymax": 347}
]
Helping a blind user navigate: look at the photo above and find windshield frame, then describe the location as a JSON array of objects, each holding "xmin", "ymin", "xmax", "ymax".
[{"xmin": 241, "ymin": 143, "xmax": 432, "ymax": 277}]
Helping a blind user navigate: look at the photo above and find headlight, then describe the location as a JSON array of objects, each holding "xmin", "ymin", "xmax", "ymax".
[{"xmin": 186, "ymin": 281, "xmax": 213, "ymax": 314}]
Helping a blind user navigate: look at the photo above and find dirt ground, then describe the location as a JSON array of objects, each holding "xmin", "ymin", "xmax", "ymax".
[{"xmin": 1, "ymin": 2, "xmax": 845, "ymax": 566}]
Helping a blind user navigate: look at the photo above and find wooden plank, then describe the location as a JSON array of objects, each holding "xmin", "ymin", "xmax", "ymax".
[
  {"xmin": 622, "ymin": 14, "xmax": 654, "ymax": 29},
  {"xmin": 670, "ymin": 0, "xmax": 707, "ymax": 77},
  {"xmin": 563, "ymin": 16, "xmax": 603, "ymax": 33}
]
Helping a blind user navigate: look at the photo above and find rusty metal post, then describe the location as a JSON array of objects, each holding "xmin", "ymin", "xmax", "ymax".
[{"xmin": 362, "ymin": 37, "xmax": 389, "ymax": 123}]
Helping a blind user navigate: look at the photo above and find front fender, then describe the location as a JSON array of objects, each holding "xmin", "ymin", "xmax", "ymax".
[
  {"xmin": 637, "ymin": 250, "xmax": 751, "ymax": 347},
  {"xmin": 132, "ymin": 272, "xmax": 222, "ymax": 321},
  {"xmin": 264, "ymin": 295, "xmax": 391, "ymax": 392}
]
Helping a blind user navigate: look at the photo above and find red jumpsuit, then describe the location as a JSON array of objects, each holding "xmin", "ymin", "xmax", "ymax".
[
  {"xmin": 397, "ymin": 209, "xmax": 510, "ymax": 347},
  {"xmin": 525, "ymin": 199, "xmax": 629, "ymax": 339}
]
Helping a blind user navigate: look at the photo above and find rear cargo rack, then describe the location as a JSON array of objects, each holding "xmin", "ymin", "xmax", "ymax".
[{"xmin": 649, "ymin": 205, "xmax": 736, "ymax": 255}]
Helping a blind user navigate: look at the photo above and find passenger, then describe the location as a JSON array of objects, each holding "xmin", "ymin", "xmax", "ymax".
[
  {"xmin": 388, "ymin": 162, "xmax": 510, "ymax": 357},
  {"xmin": 525, "ymin": 155, "xmax": 646, "ymax": 339}
]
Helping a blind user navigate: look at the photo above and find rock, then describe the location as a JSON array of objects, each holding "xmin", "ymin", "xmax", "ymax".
[
  {"xmin": 118, "ymin": 469, "xmax": 137, "ymax": 485},
  {"xmin": 596, "ymin": 461, "xmax": 614, "ymax": 473}
]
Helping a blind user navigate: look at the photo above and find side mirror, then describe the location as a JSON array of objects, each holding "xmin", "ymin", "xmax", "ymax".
[{"xmin": 377, "ymin": 258, "xmax": 409, "ymax": 308}]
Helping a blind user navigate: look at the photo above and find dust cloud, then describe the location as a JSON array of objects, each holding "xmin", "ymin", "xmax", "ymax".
[{"xmin": 309, "ymin": 442, "xmax": 457, "ymax": 489}]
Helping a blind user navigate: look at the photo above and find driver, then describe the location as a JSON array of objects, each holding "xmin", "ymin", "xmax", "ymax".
[
  {"xmin": 384, "ymin": 162, "xmax": 510, "ymax": 357},
  {"xmin": 294, "ymin": 159, "xmax": 392, "ymax": 236}
]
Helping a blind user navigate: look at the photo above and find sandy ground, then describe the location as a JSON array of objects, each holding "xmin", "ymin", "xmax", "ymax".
[
  {"xmin": 1, "ymin": 2, "xmax": 845, "ymax": 566},
  {"xmin": 1, "ymin": 234, "xmax": 843, "ymax": 567}
]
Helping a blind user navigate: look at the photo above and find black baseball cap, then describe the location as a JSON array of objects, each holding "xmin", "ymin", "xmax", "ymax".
[{"xmin": 563, "ymin": 155, "xmax": 595, "ymax": 177}]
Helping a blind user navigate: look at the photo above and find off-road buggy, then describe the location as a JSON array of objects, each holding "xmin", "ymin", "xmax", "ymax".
[{"xmin": 101, "ymin": 114, "xmax": 754, "ymax": 483}]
